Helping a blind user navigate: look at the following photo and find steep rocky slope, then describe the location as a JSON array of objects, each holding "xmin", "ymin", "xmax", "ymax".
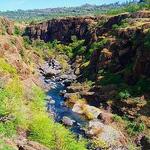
[
  {"xmin": 25, "ymin": 11, "xmax": 150, "ymax": 79},
  {"xmin": 0, "ymin": 10, "xmax": 149, "ymax": 150},
  {"xmin": 25, "ymin": 16, "xmax": 106, "ymax": 44},
  {"xmin": 25, "ymin": 11, "xmax": 150, "ymax": 78},
  {"xmin": 25, "ymin": 10, "xmax": 150, "ymax": 149},
  {"xmin": 0, "ymin": 17, "xmax": 87, "ymax": 150}
]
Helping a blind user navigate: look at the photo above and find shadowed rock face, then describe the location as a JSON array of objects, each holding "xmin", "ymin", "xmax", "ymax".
[
  {"xmin": 25, "ymin": 11, "xmax": 150, "ymax": 43},
  {"xmin": 25, "ymin": 11, "xmax": 150, "ymax": 79},
  {"xmin": 25, "ymin": 16, "xmax": 104, "ymax": 44},
  {"xmin": 25, "ymin": 14, "xmax": 130, "ymax": 44}
]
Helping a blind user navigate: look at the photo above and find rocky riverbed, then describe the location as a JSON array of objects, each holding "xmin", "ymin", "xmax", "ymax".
[
  {"xmin": 38, "ymin": 58, "xmax": 88, "ymax": 137},
  {"xmin": 38, "ymin": 58, "xmax": 128, "ymax": 149}
]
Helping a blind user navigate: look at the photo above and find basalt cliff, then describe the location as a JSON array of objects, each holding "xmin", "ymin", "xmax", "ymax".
[
  {"xmin": 0, "ymin": 10, "xmax": 149, "ymax": 150},
  {"xmin": 24, "ymin": 10, "xmax": 150, "ymax": 150},
  {"xmin": 25, "ymin": 11, "xmax": 150, "ymax": 79}
]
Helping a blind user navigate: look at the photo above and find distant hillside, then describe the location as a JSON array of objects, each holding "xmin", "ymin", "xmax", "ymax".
[{"xmin": 0, "ymin": 2, "xmax": 135, "ymax": 22}]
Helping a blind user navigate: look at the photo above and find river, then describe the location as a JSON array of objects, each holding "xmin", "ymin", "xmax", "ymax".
[{"xmin": 45, "ymin": 79, "xmax": 88, "ymax": 138}]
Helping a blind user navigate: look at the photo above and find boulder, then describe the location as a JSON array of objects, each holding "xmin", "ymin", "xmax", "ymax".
[
  {"xmin": 84, "ymin": 105, "xmax": 101, "ymax": 119},
  {"xmin": 67, "ymin": 86, "xmax": 83, "ymax": 93},
  {"xmin": 39, "ymin": 61, "xmax": 61, "ymax": 78},
  {"xmin": 98, "ymin": 112, "xmax": 113, "ymax": 124},
  {"xmin": 60, "ymin": 74, "xmax": 77, "ymax": 81},
  {"xmin": 86, "ymin": 119, "xmax": 126, "ymax": 147},
  {"xmin": 72, "ymin": 103, "xmax": 84, "ymax": 115},
  {"xmin": 59, "ymin": 90, "xmax": 67, "ymax": 96},
  {"xmin": 62, "ymin": 116, "xmax": 75, "ymax": 126},
  {"xmin": 64, "ymin": 93, "xmax": 78, "ymax": 100},
  {"xmin": 44, "ymin": 68, "xmax": 61, "ymax": 78},
  {"xmin": 45, "ymin": 95, "xmax": 52, "ymax": 101},
  {"xmin": 86, "ymin": 120, "xmax": 104, "ymax": 137},
  {"xmin": 72, "ymin": 103, "xmax": 101, "ymax": 120},
  {"xmin": 48, "ymin": 59, "xmax": 62, "ymax": 70},
  {"xmin": 49, "ymin": 100, "xmax": 55, "ymax": 105}
]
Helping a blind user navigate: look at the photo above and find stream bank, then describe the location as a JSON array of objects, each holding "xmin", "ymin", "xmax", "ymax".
[
  {"xmin": 39, "ymin": 58, "xmax": 128, "ymax": 150},
  {"xmin": 39, "ymin": 58, "xmax": 88, "ymax": 138}
]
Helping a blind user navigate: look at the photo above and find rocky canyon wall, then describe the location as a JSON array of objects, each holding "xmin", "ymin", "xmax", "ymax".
[
  {"xmin": 25, "ymin": 16, "xmax": 104, "ymax": 44},
  {"xmin": 25, "ymin": 11, "xmax": 150, "ymax": 79}
]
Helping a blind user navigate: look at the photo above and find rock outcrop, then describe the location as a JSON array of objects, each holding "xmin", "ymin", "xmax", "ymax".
[
  {"xmin": 0, "ymin": 17, "xmax": 14, "ymax": 35},
  {"xmin": 23, "ymin": 10, "xmax": 150, "ymax": 149},
  {"xmin": 25, "ymin": 16, "xmax": 104, "ymax": 44},
  {"xmin": 25, "ymin": 11, "xmax": 150, "ymax": 80},
  {"xmin": 86, "ymin": 119, "xmax": 126, "ymax": 148}
]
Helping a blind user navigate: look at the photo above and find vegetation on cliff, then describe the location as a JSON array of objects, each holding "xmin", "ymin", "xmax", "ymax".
[
  {"xmin": 0, "ymin": 0, "xmax": 150, "ymax": 23},
  {"xmin": 24, "ymin": 8, "xmax": 150, "ymax": 149},
  {"xmin": 0, "ymin": 18, "xmax": 87, "ymax": 149},
  {"xmin": 0, "ymin": 1, "xmax": 150, "ymax": 149}
]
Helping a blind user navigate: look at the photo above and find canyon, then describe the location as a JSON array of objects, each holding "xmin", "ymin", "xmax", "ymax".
[
  {"xmin": 25, "ymin": 11, "xmax": 150, "ymax": 78},
  {"xmin": 24, "ymin": 10, "xmax": 150, "ymax": 149},
  {"xmin": 0, "ymin": 9, "xmax": 150, "ymax": 150}
]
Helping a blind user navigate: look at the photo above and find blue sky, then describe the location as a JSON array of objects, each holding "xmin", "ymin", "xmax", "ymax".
[{"xmin": 0, "ymin": 0, "xmax": 127, "ymax": 11}]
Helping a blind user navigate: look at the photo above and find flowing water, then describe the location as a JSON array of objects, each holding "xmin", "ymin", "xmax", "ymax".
[{"xmin": 46, "ymin": 79, "xmax": 88, "ymax": 137}]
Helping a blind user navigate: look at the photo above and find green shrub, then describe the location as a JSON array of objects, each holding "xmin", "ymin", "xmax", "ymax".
[
  {"xmin": 0, "ymin": 122, "xmax": 16, "ymax": 137},
  {"xmin": 14, "ymin": 26, "xmax": 21, "ymax": 35},
  {"xmin": 113, "ymin": 114, "xmax": 123, "ymax": 122},
  {"xmin": 31, "ymin": 40, "xmax": 58, "ymax": 58},
  {"xmin": 125, "ymin": 4, "xmax": 141, "ymax": 13},
  {"xmin": 112, "ymin": 24, "xmax": 119, "ymax": 30},
  {"xmin": 86, "ymin": 39, "xmax": 108, "ymax": 60},
  {"xmin": 19, "ymin": 49, "xmax": 25, "ymax": 58},
  {"xmin": 0, "ymin": 76, "xmax": 28, "ymax": 137},
  {"xmin": 0, "ymin": 76, "xmax": 24, "ymax": 119},
  {"xmin": 29, "ymin": 115, "xmax": 87, "ymax": 150},
  {"xmin": 0, "ymin": 89, "xmax": 10, "ymax": 116},
  {"xmin": 51, "ymin": 39, "xmax": 60, "ymax": 48},
  {"xmin": 91, "ymin": 139, "xmax": 109, "ymax": 149},
  {"xmin": 0, "ymin": 58, "xmax": 17, "ymax": 75},
  {"xmin": 29, "ymin": 113, "xmax": 55, "ymax": 147},
  {"xmin": 99, "ymin": 72, "xmax": 123, "ymax": 86},
  {"xmin": 118, "ymin": 90, "xmax": 131, "ymax": 100},
  {"xmin": 90, "ymin": 39, "xmax": 108, "ymax": 51},
  {"xmin": 130, "ymin": 78, "xmax": 150, "ymax": 95},
  {"xmin": 127, "ymin": 121, "xmax": 145, "ymax": 135},
  {"xmin": 0, "ymin": 82, "xmax": 87, "ymax": 149},
  {"xmin": 23, "ymin": 36, "xmax": 32, "ymax": 48},
  {"xmin": 85, "ymin": 80, "xmax": 94, "ymax": 87},
  {"xmin": 0, "ymin": 139, "xmax": 15, "ymax": 150},
  {"xmin": 112, "ymin": 20, "xmax": 129, "ymax": 30},
  {"xmin": 69, "ymin": 39, "xmax": 85, "ymax": 57},
  {"xmin": 63, "ymin": 46, "xmax": 73, "ymax": 58},
  {"xmin": 29, "ymin": 86, "xmax": 87, "ymax": 150},
  {"xmin": 107, "ymin": 3, "xmax": 146, "ymax": 15},
  {"xmin": 127, "ymin": 142, "xmax": 141, "ymax": 150},
  {"xmin": 48, "ymin": 38, "xmax": 85, "ymax": 58},
  {"xmin": 29, "ymin": 86, "xmax": 46, "ymax": 111}
]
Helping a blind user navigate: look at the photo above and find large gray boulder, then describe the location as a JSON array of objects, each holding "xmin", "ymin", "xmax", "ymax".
[
  {"xmin": 86, "ymin": 119, "xmax": 126, "ymax": 148},
  {"xmin": 62, "ymin": 116, "xmax": 75, "ymax": 126}
]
